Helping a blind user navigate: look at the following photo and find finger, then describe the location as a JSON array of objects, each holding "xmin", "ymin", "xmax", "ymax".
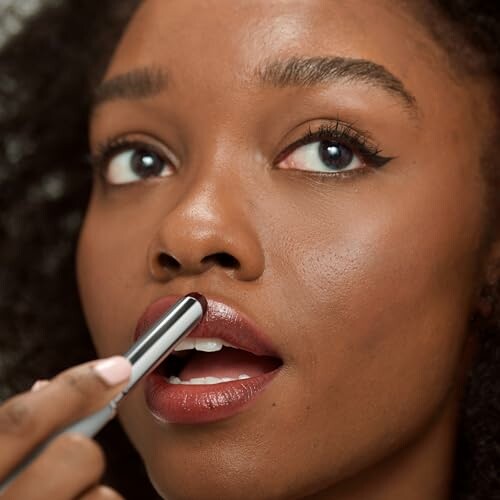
[
  {"xmin": 3, "ymin": 433, "xmax": 105, "ymax": 500},
  {"xmin": 31, "ymin": 380, "xmax": 50, "ymax": 392},
  {"xmin": 0, "ymin": 356, "xmax": 131, "ymax": 479},
  {"xmin": 78, "ymin": 485, "xmax": 125, "ymax": 500}
]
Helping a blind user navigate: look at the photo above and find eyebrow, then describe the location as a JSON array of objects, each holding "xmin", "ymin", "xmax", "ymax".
[
  {"xmin": 92, "ymin": 56, "xmax": 418, "ymax": 116},
  {"xmin": 257, "ymin": 56, "xmax": 418, "ymax": 113},
  {"xmin": 92, "ymin": 67, "xmax": 167, "ymax": 109}
]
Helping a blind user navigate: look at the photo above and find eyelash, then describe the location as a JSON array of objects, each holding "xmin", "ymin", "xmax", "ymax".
[
  {"xmin": 90, "ymin": 121, "xmax": 392, "ymax": 180},
  {"xmin": 275, "ymin": 121, "xmax": 392, "ymax": 171}
]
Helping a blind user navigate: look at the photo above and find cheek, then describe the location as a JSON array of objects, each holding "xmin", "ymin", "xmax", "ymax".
[
  {"xmin": 76, "ymin": 196, "xmax": 149, "ymax": 356},
  {"xmin": 270, "ymin": 164, "xmax": 483, "ymax": 460}
]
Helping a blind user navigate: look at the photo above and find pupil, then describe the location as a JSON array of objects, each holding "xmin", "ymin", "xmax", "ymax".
[
  {"xmin": 131, "ymin": 150, "xmax": 164, "ymax": 177},
  {"xmin": 318, "ymin": 141, "xmax": 353, "ymax": 170}
]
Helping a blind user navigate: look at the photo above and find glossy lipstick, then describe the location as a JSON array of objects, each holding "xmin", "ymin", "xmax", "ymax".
[{"xmin": 138, "ymin": 296, "xmax": 283, "ymax": 424}]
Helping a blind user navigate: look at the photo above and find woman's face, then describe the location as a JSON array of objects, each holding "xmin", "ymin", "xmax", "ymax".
[{"xmin": 78, "ymin": 0, "xmax": 495, "ymax": 498}]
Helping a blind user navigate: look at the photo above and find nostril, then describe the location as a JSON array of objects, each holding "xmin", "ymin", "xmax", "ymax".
[
  {"xmin": 158, "ymin": 253, "xmax": 181, "ymax": 271},
  {"xmin": 202, "ymin": 252, "xmax": 240, "ymax": 270}
]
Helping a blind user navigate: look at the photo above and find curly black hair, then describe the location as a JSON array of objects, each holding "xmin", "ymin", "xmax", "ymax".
[{"xmin": 0, "ymin": 1, "xmax": 498, "ymax": 499}]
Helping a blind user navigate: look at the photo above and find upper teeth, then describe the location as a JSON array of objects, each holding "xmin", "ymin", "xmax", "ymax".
[
  {"xmin": 174, "ymin": 338, "xmax": 235, "ymax": 353},
  {"xmin": 168, "ymin": 374, "xmax": 251, "ymax": 385}
]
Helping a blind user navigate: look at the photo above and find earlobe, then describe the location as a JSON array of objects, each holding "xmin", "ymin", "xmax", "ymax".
[
  {"xmin": 475, "ymin": 283, "xmax": 495, "ymax": 320},
  {"xmin": 484, "ymin": 238, "xmax": 500, "ymax": 287},
  {"xmin": 475, "ymin": 238, "xmax": 500, "ymax": 320}
]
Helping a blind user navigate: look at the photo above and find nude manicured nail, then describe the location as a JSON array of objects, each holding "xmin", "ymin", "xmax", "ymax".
[
  {"xmin": 93, "ymin": 356, "xmax": 132, "ymax": 387},
  {"xmin": 31, "ymin": 380, "xmax": 50, "ymax": 392}
]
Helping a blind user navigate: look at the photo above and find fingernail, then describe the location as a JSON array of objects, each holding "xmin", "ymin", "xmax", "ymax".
[
  {"xmin": 93, "ymin": 356, "xmax": 132, "ymax": 387},
  {"xmin": 31, "ymin": 380, "xmax": 50, "ymax": 392}
]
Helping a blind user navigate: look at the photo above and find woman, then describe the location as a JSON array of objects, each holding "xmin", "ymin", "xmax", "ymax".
[{"xmin": 0, "ymin": 1, "xmax": 498, "ymax": 498}]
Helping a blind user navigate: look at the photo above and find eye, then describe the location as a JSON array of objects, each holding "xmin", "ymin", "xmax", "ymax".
[
  {"xmin": 278, "ymin": 140, "xmax": 362, "ymax": 174},
  {"xmin": 275, "ymin": 122, "xmax": 393, "ymax": 175},
  {"xmin": 91, "ymin": 137, "xmax": 177, "ymax": 186},
  {"xmin": 105, "ymin": 147, "xmax": 175, "ymax": 185}
]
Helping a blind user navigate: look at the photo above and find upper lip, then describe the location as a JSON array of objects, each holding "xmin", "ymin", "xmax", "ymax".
[{"xmin": 134, "ymin": 295, "xmax": 281, "ymax": 358}]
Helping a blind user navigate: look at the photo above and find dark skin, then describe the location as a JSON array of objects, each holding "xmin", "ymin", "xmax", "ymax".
[
  {"xmin": 0, "ymin": 361, "xmax": 130, "ymax": 499},
  {"xmin": 0, "ymin": 0, "xmax": 498, "ymax": 499}
]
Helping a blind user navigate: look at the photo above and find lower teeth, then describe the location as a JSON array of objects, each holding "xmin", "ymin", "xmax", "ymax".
[{"xmin": 168, "ymin": 374, "xmax": 251, "ymax": 385}]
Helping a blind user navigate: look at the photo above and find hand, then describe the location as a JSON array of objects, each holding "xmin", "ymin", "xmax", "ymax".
[{"xmin": 0, "ymin": 357, "xmax": 131, "ymax": 499}]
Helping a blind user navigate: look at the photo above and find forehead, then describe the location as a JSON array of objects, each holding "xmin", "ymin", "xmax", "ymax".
[
  {"xmin": 107, "ymin": 0, "xmax": 441, "ymax": 90},
  {"xmin": 99, "ymin": 0, "xmax": 494, "ymax": 153}
]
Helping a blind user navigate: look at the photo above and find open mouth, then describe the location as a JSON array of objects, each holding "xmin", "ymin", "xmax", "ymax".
[
  {"xmin": 138, "ymin": 295, "xmax": 284, "ymax": 423},
  {"xmin": 159, "ymin": 337, "xmax": 283, "ymax": 385}
]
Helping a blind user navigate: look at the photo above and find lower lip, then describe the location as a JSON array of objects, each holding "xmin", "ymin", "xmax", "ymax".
[{"xmin": 144, "ymin": 368, "xmax": 281, "ymax": 424}]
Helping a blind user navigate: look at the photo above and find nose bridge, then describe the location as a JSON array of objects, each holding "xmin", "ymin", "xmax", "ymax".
[
  {"xmin": 178, "ymin": 133, "xmax": 253, "ymax": 228},
  {"xmin": 149, "ymin": 149, "xmax": 265, "ymax": 282},
  {"xmin": 175, "ymin": 169, "xmax": 244, "ymax": 240}
]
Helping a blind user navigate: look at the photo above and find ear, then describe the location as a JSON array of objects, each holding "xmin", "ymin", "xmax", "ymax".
[
  {"xmin": 460, "ymin": 237, "xmax": 499, "ymax": 374},
  {"xmin": 484, "ymin": 238, "xmax": 500, "ymax": 285},
  {"xmin": 476, "ymin": 238, "xmax": 500, "ymax": 318}
]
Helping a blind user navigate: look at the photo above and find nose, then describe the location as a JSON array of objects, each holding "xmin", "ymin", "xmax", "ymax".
[{"xmin": 148, "ymin": 178, "xmax": 265, "ymax": 283}]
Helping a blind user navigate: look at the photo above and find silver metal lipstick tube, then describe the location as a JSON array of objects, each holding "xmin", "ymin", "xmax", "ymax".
[{"xmin": 123, "ymin": 294, "xmax": 205, "ymax": 393}]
